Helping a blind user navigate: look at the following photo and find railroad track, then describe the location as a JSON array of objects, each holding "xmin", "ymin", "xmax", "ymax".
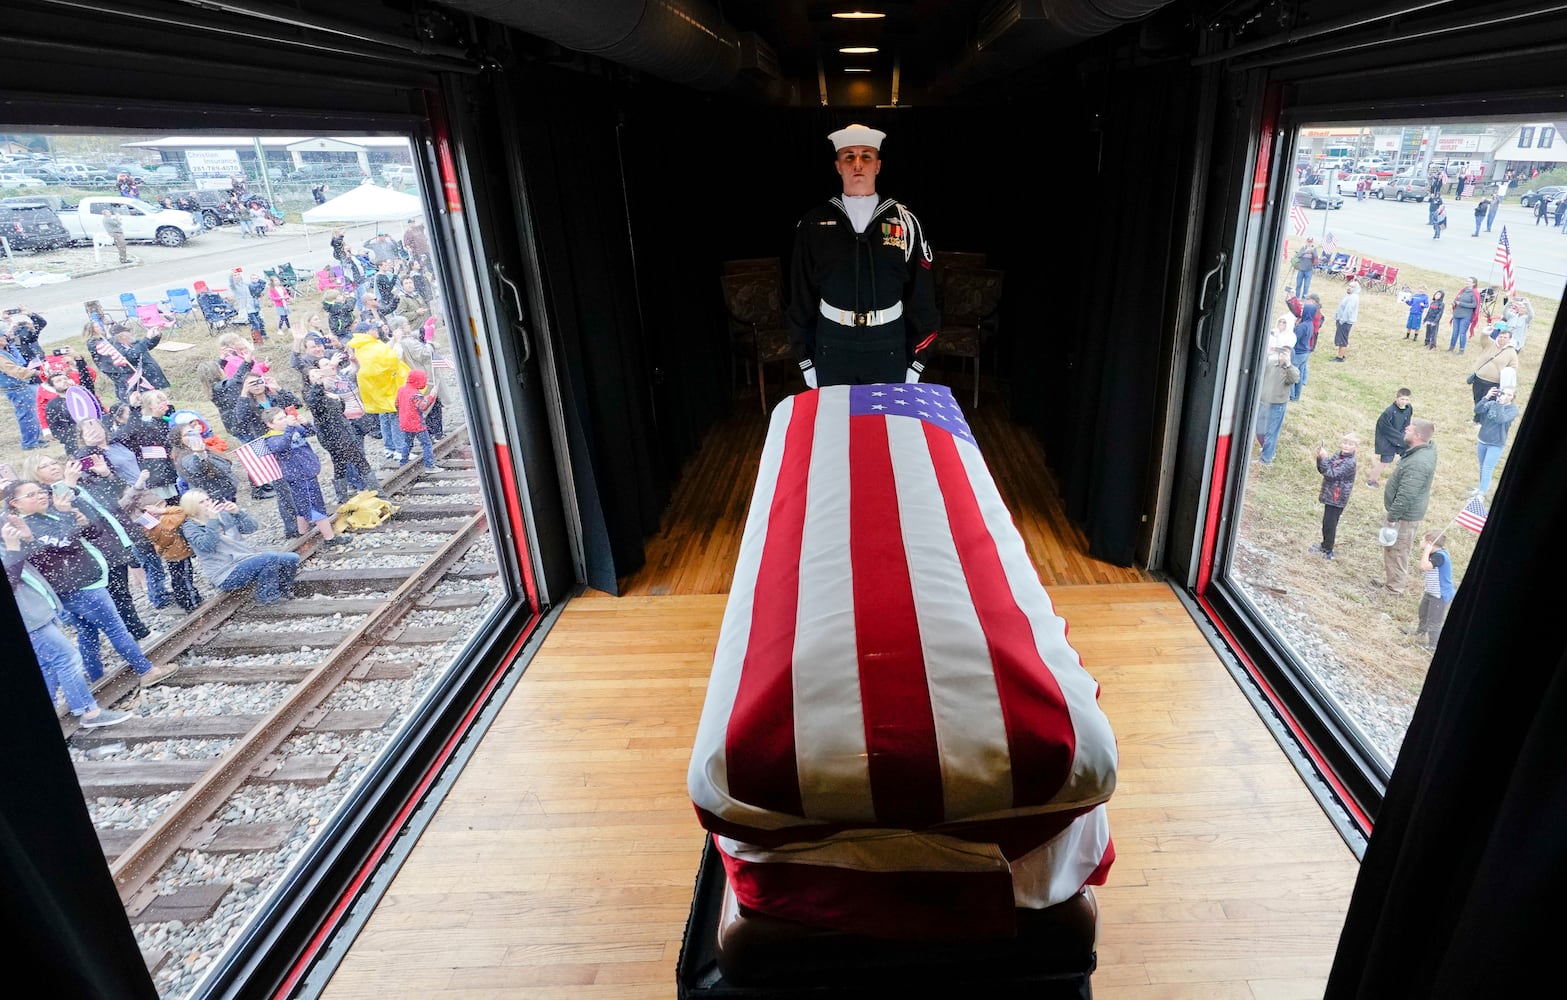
[{"xmin": 57, "ymin": 428, "xmax": 502, "ymax": 973}]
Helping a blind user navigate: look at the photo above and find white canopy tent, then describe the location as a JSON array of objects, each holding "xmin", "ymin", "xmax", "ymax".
[
  {"xmin": 297, "ymin": 181, "xmax": 423, "ymax": 251},
  {"xmin": 301, "ymin": 181, "xmax": 423, "ymax": 224}
]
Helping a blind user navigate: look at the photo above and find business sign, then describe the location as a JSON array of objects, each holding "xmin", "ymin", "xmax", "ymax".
[
  {"xmin": 185, "ymin": 148, "xmax": 243, "ymax": 178},
  {"xmin": 1435, "ymin": 136, "xmax": 1481, "ymax": 153},
  {"xmin": 1376, "ymin": 136, "xmax": 1400, "ymax": 152}
]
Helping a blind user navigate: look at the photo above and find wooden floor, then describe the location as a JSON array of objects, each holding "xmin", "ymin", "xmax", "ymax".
[{"xmin": 321, "ymin": 391, "xmax": 1359, "ymax": 999}]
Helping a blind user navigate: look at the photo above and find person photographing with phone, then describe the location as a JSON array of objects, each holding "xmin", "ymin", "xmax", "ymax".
[{"xmin": 1473, "ymin": 386, "xmax": 1519, "ymax": 496}]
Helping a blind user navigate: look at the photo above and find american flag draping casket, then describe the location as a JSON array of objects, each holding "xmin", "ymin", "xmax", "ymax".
[{"xmin": 688, "ymin": 384, "xmax": 1117, "ymax": 941}]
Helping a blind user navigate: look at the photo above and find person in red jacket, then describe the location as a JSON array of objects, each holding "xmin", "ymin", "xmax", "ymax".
[{"xmin": 394, "ymin": 369, "xmax": 438, "ymax": 470}]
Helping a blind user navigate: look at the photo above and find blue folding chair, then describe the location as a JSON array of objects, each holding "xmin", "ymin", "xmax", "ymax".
[
  {"xmin": 119, "ymin": 291, "xmax": 138, "ymax": 318},
  {"xmin": 166, "ymin": 288, "xmax": 197, "ymax": 324}
]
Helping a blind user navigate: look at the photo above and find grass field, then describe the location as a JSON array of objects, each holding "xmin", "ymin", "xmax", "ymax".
[{"xmin": 1233, "ymin": 236, "xmax": 1553, "ymax": 710}]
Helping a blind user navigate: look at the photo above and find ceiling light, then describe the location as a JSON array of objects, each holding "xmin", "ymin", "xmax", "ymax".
[
  {"xmin": 844, "ymin": 67, "xmax": 872, "ymax": 72},
  {"xmin": 832, "ymin": 10, "xmax": 886, "ymax": 18},
  {"xmin": 839, "ymin": 46, "xmax": 879, "ymax": 54}
]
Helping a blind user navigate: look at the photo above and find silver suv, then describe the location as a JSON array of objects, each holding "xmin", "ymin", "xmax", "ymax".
[{"xmin": 1376, "ymin": 175, "xmax": 1431, "ymax": 202}]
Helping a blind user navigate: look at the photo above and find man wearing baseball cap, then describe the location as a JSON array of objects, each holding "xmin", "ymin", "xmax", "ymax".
[{"xmin": 786, "ymin": 123, "xmax": 939, "ymax": 387}]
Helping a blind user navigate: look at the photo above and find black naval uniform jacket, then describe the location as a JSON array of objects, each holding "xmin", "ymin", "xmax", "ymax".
[{"xmin": 786, "ymin": 195, "xmax": 940, "ymax": 386}]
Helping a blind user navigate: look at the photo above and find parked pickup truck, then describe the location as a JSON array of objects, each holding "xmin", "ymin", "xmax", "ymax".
[{"xmin": 56, "ymin": 195, "xmax": 205, "ymax": 247}]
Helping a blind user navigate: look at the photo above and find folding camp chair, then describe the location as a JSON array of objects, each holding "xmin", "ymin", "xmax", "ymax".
[
  {"xmin": 276, "ymin": 262, "xmax": 301, "ymax": 289},
  {"xmin": 119, "ymin": 291, "xmax": 138, "ymax": 318},
  {"xmin": 135, "ymin": 303, "xmax": 175, "ymax": 331},
  {"xmin": 165, "ymin": 288, "xmax": 197, "ymax": 323},
  {"xmin": 196, "ymin": 291, "xmax": 238, "ymax": 335},
  {"xmin": 315, "ymin": 268, "xmax": 341, "ymax": 291},
  {"xmin": 1371, "ymin": 265, "xmax": 1400, "ymax": 293},
  {"xmin": 1324, "ymin": 252, "xmax": 1352, "ymax": 277},
  {"xmin": 263, "ymin": 267, "xmax": 278, "ymax": 285}
]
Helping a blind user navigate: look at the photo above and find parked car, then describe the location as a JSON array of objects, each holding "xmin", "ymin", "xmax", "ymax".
[
  {"xmin": 55, "ymin": 195, "xmax": 205, "ymax": 247},
  {"xmin": 378, "ymin": 164, "xmax": 416, "ymax": 186},
  {"xmin": 0, "ymin": 172, "xmax": 47, "ymax": 188},
  {"xmin": 1376, "ymin": 175, "xmax": 1430, "ymax": 201},
  {"xmin": 1342, "ymin": 173, "xmax": 1380, "ymax": 194},
  {"xmin": 289, "ymin": 163, "xmax": 362, "ymax": 182},
  {"xmin": 1518, "ymin": 185, "xmax": 1566, "ymax": 208},
  {"xmin": 1294, "ymin": 185, "xmax": 1344, "ymax": 209},
  {"xmin": 0, "ymin": 200, "xmax": 72, "ymax": 251},
  {"xmin": 164, "ymin": 189, "xmax": 269, "ymax": 228}
]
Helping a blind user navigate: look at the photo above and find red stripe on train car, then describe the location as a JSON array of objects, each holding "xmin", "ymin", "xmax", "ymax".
[
  {"xmin": 1248, "ymin": 83, "xmax": 1284, "ymax": 215},
  {"xmin": 493, "ymin": 442, "xmax": 538, "ymax": 609},
  {"xmin": 1197, "ymin": 432, "xmax": 1232, "ymax": 594}
]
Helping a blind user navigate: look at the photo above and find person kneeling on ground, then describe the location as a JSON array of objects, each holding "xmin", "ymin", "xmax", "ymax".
[{"xmin": 179, "ymin": 490, "xmax": 302, "ymax": 605}]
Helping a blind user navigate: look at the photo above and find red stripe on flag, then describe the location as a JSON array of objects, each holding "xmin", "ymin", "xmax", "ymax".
[
  {"xmin": 849, "ymin": 414, "xmax": 944, "ymax": 828},
  {"xmin": 717, "ymin": 839, "xmax": 1018, "ymax": 940},
  {"xmin": 233, "ymin": 442, "xmax": 283, "ymax": 485},
  {"xmin": 725, "ymin": 393, "xmax": 817, "ymax": 817},
  {"xmin": 924, "ymin": 422, "xmax": 1074, "ymax": 808}
]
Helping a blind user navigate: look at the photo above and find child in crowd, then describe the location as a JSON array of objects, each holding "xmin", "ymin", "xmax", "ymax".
[
  {"xmin": 1310, "ymin": 433, "xmax": 1358, "ymax": 561},
  {"xmin": 174, "ymin": 421, "xmax": 239, "ymax": 504},
  {"xmin": 1421, "ymin": 289, "xmax": 1445, "ymax": 350},
  {"xmin": 256, "ymin": 408, "xmax": 349, "ymax": 547},
  {"xmin": 395, "ymin": 369, "xmax": 438, "ymax": 471},
  {"xmin": 268, "ymin": 275, "xmax": 292, "ymax": 330},
  {"xmin": 1402, "ymin": 286, "xmax": 1429, "ymax": 342},
  {"xmin": 1404, "ymin": 532, "xmax": 1453, "ymax": 651},
  {"xmin": 216, "ymin": 332, "xmax": 268, "ymax": 379},
  {"xmin": 1367, "ymin": 388, "xmax": 1413, "ymax": 488}
]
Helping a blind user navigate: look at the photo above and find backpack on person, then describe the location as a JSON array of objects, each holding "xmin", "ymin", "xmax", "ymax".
[{"xmin": 146, "ymin": 509, "xmax": 194, "ymax": 562}]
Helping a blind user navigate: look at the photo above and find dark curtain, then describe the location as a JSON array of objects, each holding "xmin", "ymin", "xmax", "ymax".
[
  {"xmin": 506, "ymin": 64, "xmax": 664, "ymax": 593},
  {"xmin": 0, "ymin": 581, "xmax": 156, "ymax": 997},
  {"xmin": 1017, "ymin": 59, "xmax": 1192, "ymax": 567},
  {"xmin": 1325, "ymin": 305, "xmax": 1567, "ymax": 996}
]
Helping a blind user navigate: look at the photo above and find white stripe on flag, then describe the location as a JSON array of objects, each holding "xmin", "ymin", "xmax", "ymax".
[
  {"xmin": 233, "ymin": 442, "xmax": 283, "ymax": 485},
  {"xmin": 885, "ymin": 412, "xmax": 1014, "ymax": 820},
  {"xmin": 689, "ymin": 394, "xmax": 794, "ymax": 833},
  {"xmin": 953, "ymin": 441, "xmax": 1121, "ymax": 799},
  {"xmin": 794, "ymin": 388, "xmax": 873, "ymax": 822}
]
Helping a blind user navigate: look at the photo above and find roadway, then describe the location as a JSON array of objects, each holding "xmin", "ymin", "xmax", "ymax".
[
  {"xmin": 1, "ymin": 221, "xmax": 395, "ymax": 344},
  {"xmin": 1293, "ymin": 191, "xmax": 1567, "ymax": 297}
]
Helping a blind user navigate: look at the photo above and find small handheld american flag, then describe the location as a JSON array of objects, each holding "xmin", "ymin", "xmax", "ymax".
[
  {"xmin": 1455, "ymin": 494, "xmax": 1488, "ymax": 534},
  {"xmin": 431, "ymin": 352, "xmax": 455, "ymax": 371},
  {"xmin": 232, "ymin": 442, "xmax": 284, "ymax": 485},
  {"xmin": 134, "ymin": 511, "xmax": 160, "ymax": 528}
]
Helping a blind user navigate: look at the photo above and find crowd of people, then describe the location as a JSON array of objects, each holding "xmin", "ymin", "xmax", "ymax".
[
  {"xmin": 1256, "ymin": 248, "xmax": 1532, "ymax": 652},
  {"xmin": 1, "ymin": 218, "xmax": 453, "ymax": 731}
]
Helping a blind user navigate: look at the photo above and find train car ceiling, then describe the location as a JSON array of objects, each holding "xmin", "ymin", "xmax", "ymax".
[{"xmin": 434, "ymin": 0, "xmax": 1189, "ymax": 103}]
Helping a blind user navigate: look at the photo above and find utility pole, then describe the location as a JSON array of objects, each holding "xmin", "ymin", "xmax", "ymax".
[{"xmin": 253, "ymin": 136, "xmax": 280, "ymax": 214}]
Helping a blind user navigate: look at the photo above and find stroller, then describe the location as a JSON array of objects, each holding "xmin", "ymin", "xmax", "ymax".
[{"xmin": 196, "ymin": 290, "xmax": 240, "ymax": 335}]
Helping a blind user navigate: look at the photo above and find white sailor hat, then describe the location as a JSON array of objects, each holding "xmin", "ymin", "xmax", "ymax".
[{"xmin": 829, "ymin": 123, "xmax": 886, "ymax": 151}]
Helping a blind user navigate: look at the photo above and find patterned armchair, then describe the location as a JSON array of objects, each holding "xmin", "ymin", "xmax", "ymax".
[
  {"xmin": 722, "ymin": 264, "xmax": 795, "ymax": 414},
  {"xmin": 934, "ymin": 267, "xmax": 1003, "ymax": 408}
]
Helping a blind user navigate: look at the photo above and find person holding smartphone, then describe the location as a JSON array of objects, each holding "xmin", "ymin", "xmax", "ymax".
[{"xmin": 1473, "ymin": 386, "xmax": 1519, "ymax": 496}]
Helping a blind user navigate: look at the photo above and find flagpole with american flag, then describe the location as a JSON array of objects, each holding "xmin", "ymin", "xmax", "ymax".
[{"xmin": 1494, "ymin": 227, "xmax": 1516, "ymax": 302}]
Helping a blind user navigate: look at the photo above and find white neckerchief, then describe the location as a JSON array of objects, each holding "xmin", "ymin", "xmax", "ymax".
[{"xmin": 842, "ymin": 193, "xmax": 879, "ymax": 233}]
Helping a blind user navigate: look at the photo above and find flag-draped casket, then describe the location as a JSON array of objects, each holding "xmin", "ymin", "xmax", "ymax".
[{"xmin": 688, "ymin": 384, "xmax": 1116, "ymax": 941}]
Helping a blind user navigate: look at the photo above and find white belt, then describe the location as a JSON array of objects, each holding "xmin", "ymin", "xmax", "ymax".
[{"xmin": 820, "ymin": 299, "xmax": 903, "ymax": 327}]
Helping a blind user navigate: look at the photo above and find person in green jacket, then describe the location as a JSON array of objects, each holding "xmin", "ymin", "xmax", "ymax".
[{"xmin": 1379, "ymin": 418, "xmax": 1437, "ymax": 595}]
